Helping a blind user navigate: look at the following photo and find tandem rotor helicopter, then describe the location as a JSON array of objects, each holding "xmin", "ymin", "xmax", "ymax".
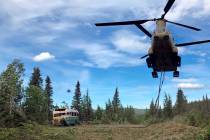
[{"xmin": 95, "ymin": 0, "xmax": 210, "ymax": 78}]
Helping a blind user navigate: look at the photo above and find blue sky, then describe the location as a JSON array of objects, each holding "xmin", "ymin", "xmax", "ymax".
[{"xmin": 1, "ymin": 0, "xmax": 210, "ymax": 109}]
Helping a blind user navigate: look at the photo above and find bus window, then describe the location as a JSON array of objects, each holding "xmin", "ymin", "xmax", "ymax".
[{"xmin": 54, "ymin": 113, "xmax": 60, "ymax": 117}]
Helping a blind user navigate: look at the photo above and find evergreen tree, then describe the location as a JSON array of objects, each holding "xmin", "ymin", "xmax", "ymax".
[
  {"xmin": 95, "ymin": 105, "xmax": 103, "ymax": 120},
  {"xmin": 71, "ymin": 81, "xmax": 81, "ymax": 118},
  {"xmin": 24, "ymin": 67, "xmax": 47, "ymax": 124},
  {"xmin": 53, "ymin": 104, "xmax": 59, "ymax": 110},
  {"xmin": 205, "ymin": 94, "xmax": 209, "ymax": 112},
  {"xmin": 86, "ymin": 90, "xmax": 93, "ymax": 121},
  {"xmin": 29, "ymin": 67, "xmax": 43, "ymax": 88},
  {"xmin": 60, "ymin": 101, "xmax": 69, "ymax": 109},
  {"xmin": 174, "ymin": 89, "xmax": 187, "ymax": 115},
  {"xmin": 163, "ymin": 94, "xmax": 173, "ymax": 118},
  {"xmin": 149, "ymin": 99, "xmax": 156, "ymax": 117},
  {"xmin": 80, "ymin": 90, "xmax": 93, "ymax": 122},
  {"xmin": 124, "ymin": 106, "xmax": 135, "ymax": 123},
  {"xmin": 0, "ymin": 59, "xmax": 25, "ymax": 127},
  {"xmin": 105, "ymin": 99, "xmax": 113, "ymax": 121},
  {"xmin": 45, "ymin": 76, "xmax": 53, "ymax": 123},
  {"xmin": 112, "ymin": 88, "xmax": 121, "ymax": 113},
  {"xmin": 80, "ymin": 95, "xmax": 86, "ymax": 121},
  {"xmin": 24, "ymin": 86, "xmax": 47, "ymax": 123}
]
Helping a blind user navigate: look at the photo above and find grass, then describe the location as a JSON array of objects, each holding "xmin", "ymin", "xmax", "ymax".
[{"xmin": 0, "ymin": 121, "xmax": 204, "ymax": 140}]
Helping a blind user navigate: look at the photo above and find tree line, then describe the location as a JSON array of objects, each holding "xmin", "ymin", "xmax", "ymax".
[
  {"xmin": 1, "ymin": 60, "xmax": 210, "ymax": 128},
  {"xmin": 147, "ymin": 88, "xmax": 210, "ymax": 126},
  {"xmin": 0, "ymin": 60, "xmax": 136, "ymax": 127},
  {"xmin": 69, "ymin": 81, "xmax": 136, "ymax": 124}
]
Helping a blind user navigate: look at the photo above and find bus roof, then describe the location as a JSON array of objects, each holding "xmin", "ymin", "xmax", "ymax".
[{"xmin": 53, "ymin": 108, "xmax": 79, "ymax": 113}]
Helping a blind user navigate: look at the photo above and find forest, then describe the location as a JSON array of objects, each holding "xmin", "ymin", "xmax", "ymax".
[{"xmin": 1, "ymin": 59, "xmax": 210, "ymax": 139}]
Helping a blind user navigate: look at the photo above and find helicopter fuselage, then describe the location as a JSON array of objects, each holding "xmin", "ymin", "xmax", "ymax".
[{"xmin": 146, "ymin": 20, "xmax": 181, "ymax": 77}]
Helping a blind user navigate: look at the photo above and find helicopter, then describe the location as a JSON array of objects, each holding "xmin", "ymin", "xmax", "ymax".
[{"xmin": 95, "ymin": 0, "xmax": 210, "ymax": 78}]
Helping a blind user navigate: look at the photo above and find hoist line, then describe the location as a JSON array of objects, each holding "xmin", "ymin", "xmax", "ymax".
[{"xmin": 154, "ymin": 71, "xmax": 165, "ymax": 115}]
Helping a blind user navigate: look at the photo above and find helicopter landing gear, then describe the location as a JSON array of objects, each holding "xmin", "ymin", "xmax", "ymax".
[
  {"xmin": 173, "ymin": 71, "xmax": 179, "ymax": 77},
  {"xmin": 152, "ymin": 71, "xmax": 158, "ymax": 78}
]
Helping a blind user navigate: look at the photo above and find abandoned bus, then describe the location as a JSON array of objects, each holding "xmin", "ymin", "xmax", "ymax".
[{"xmin": 53, "ymin": 108, "xmax": 79, "ymax": 126}]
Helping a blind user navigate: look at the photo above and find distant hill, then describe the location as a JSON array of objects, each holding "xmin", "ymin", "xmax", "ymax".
[{"xmin": 134, "ymin": 108, "xmax": 146, "ymax": 116}]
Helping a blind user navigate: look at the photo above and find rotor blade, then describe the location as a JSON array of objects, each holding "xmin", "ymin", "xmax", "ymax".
[
  {"xmin": 95, "ymin": 19, "xmax": 153, "ymax": 26},
  {"xmin": 135, "ymin": 24, "xmax": 152, "ymax": 38},
  {"xmin": 162, "ymin": 0, "xmax": 175, "ymax": 18},
  {"xmin": 166, "ymin": 20, "xmax": 201, "ymax": 31},
  {"xmin": 175, "ymin": 40, "xmax": 210, "ymax": 47},
  {"xmin": 141, "ymin": 54, "xmax": 149, "ymax": 59}
]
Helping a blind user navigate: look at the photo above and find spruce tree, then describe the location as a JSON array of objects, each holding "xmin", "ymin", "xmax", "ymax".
[
  {"xmin": 86, "ymin": 90, "xmax": 93, "ymax": 121},
  {"xmin": 24, "ymin": 67, "xmax": 47, "ymax": 124},
  {"xmin": 112, "ymin": 88, "xmax": 121, "ymax": 114},
  {"xmin": 80, "ymin": 95, "xmax": 86, "ymax": 121},
  {"xmin": 174, "ymin": 88, "xmax": 187, "ymax": 115},
  {"xmin": 95, "ymin": 105, "xmax": 103, "ymax": 120},
  {"xmin": 29, "ymin": 67, "xmax": 43, "ymax": 88},
  {"xmin": 80, "ymin": 90, "xmax": 93, "ymax": 122},
  {"xmin": 45, "ymin": 76, "xmax": 53, "ymax": 123},
  {"xmin": 71, "ymin": 81, "xmax": 81, "ymax": 118},
  {"xmin": 124, "ymin": 106, "xmax": 135, "ymax": 123},
  {"xmin": 24, "ymin": 86, "xmax": 47, "ymax": 123},
  {"xmin": 163, "ymin": 94, "xmax": 173, "ymax": 118},
  {"xmin": 205, "ymin": 94, "xmax": 209, "ymax": 112},
  {"xmin": 105, "ymin": 99, "xmax": 113, "ymax": 121}
]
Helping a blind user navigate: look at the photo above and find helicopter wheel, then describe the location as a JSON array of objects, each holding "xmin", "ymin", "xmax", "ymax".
[{"xmin": 173, "ymin": 71, "xmax": 179, "ymax": 77}]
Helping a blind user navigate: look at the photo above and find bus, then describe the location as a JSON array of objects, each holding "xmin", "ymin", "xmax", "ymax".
[{"xmin": 53, "ymin": 108, "xmax": 79, "ymax": 126}]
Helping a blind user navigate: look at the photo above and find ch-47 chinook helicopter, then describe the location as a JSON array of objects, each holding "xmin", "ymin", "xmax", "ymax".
[{"xmin": 95, "ymin": 0, "xmax": 210, "ymax": 78}]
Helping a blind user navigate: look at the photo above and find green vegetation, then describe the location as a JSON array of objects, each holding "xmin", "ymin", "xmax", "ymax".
[
  {"xmin": 0, "ymin": 122, "xmax": 204, "ymax": 140},
  {"xmin": 1, "ymin": 59, "xmax": 210, "ymax": 139},
  {"xmin": 0, "ymin": 59, "xmax": 25, "ymax": 127},
  {"xmin": 0, "ymin": 59, "xmax": 136, "ymax": 127}
]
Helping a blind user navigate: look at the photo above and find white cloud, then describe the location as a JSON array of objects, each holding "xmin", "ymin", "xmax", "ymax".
[
  {"xmin": 65, "ymin": 40, "xmax": 144, "ymax": 68},
  {"xmin": 172, "ymin": 77, "xmax": 205, "ymax": 89},
  {"xmin": 0, "ymin": 0, "xmax": 64, "ymax": 25},
  {"xmin": 65, "ymin": 59, "xmax": 94, "ymax": 67},
  {"xmin": 177, "ymin": 83, "xmax": 205, "ymax": 89},
  {"xmin": 74, "ymin": 42, "xmax": 144, "ymax": 69},
  {"xmin": 181, "ymin": 63, "xmax": 209, "ymax": 77},
  {"xmin": 166, "ymin": 0, "xmax": 201, "ymax": 21},
  {"xmin": 172, "ymin": 78, "xmax": 197, "ymax": 83},
  {"xmin": 45, "ymin": 22, "xmax": 77, "ymax": 31},
  {"xmin": 111, "ymin": 30, "xmax": 150, "ymax": 54},
  {"xmin": 177, "ymin": 47, "xmax": 185, "ymax": 55},
  {"xmin": 33, "ymin": 52, "xmax": 55, "ymax": 62},
  {"xmin": 35, "ymin": 35, "xmax": 56, "ymax": 44},
  {"xmin": 1, "ymin": 0, "xmax": 210, "ymax": 68},
  {"xmin": 79, "ymin": 70, "xmax": 90, "ymax": 83},
  {"xmin": 1, "ymin": 0, "xmax": 209, "ymax": 31}
]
